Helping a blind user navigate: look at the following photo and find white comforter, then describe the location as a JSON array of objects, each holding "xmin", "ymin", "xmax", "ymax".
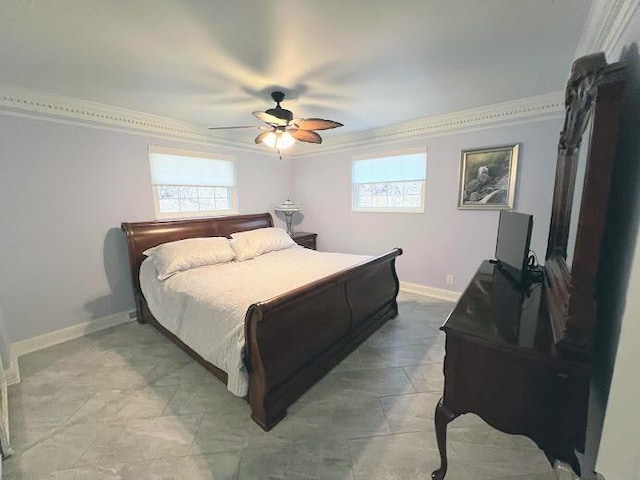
[{"xmin": 140, "ymin": 246, "xmax": 370, "ymax": 396}]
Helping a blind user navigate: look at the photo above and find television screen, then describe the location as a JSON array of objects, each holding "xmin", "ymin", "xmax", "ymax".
[{"xmin": 495, "ymin": 211, "xmax": 533, "ymax": 285}]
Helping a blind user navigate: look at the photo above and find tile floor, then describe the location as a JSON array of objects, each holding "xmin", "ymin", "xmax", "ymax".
[{"xmin": 3, "ymin": 293, "xmax": 557, "ymax": 479}]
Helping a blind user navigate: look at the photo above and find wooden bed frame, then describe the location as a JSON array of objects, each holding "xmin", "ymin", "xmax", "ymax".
[{"xmin": 121, "ymin": 213, "xmax": 402, "ymax": 430}]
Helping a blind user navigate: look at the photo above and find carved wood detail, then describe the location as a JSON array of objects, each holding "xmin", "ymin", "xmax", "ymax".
[{"xmin": 544, "ymin": 54, "xmax": 626, "ymax": 358}]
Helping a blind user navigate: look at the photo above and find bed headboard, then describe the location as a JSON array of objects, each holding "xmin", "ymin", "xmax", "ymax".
[{"xmin": 121, "ymin": 213, "xmax": 274, "ymax": 310}]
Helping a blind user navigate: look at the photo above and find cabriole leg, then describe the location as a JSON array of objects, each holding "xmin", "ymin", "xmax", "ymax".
[{"xmin": 432, "ymin": 397, "xmax": 458, "ymax": 480}]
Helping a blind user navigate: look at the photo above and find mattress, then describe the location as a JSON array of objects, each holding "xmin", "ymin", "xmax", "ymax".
[{"xmin": 139, "ymin": 246, "xmax": 370, "ymax": 396}]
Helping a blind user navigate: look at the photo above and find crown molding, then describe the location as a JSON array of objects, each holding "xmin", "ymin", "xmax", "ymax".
[
  {"xmin": 576, "ymin": 0, "xmax": 640, "ymax": 56},
  {"xmin": 1, "ymin": 84, "xmax": 563, "ymax": 158},
  {"xmin": 292, "ymin": 91, "xmax": 565, "ymax": 158},
  {"xmin": 0, "ymin": 84, "xmax": 259, "ymax": 152}
]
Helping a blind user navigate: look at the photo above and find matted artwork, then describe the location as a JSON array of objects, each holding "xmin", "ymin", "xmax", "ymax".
[{"xmin": 458, "ymin": 144, "xmax": 519, "ymax": 210}]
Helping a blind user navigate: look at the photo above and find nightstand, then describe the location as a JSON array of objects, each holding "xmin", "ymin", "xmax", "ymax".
[{"xmin": 290, "ymin": 232, "xmax": 317, "ymax": 250}]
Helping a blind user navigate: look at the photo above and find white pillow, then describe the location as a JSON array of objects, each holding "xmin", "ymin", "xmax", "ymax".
[
  {"xmin": 229, "ymin": 236, "xmax": 255, "ymax": 262},
  {"xmin": 230, "ymin": 227, "xmax": 296, "ymax": 257},
  {"xmin": 143, "ymin": 237, "xmax": 235, "ymax": 280}
]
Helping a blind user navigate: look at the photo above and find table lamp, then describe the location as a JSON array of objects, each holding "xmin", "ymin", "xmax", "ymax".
[{"xmin": 275, "ymin": 199, "xmax": 302, "ymax": 235}]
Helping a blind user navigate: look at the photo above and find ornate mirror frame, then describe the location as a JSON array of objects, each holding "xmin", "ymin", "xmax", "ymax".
[{"xmin": 544, "ymin": 53, "xmax": 626, "ymax": 358}]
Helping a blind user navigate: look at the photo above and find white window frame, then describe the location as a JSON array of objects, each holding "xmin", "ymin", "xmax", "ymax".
[
  {"xmin": 149, "ymin": 145, "xmax": 238, "ymax": 220},
  {"xmin": 352, "ymin": 148, "xmax": 427, "ymax": 213}
]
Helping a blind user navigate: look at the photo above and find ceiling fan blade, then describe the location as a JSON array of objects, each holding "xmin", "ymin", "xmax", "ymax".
[
  {"xmin": 208, "ymin": 125, "xmax": 261, "ymax": 130},
  {"xmin": 288, "ymin": 118, "xmax": 304, "ymax": 128},
  {"xmin": 296, "ymin": 118, "xmax": 343, "ymax": 131},
  {"xmin": 254, "ymin": 131, "xmax": 271, "ymax": 144},
  {"xmin": 253, "ymin": 111, "xmax": 288, "ymax": 127},
  {"xmin": 291, "ymin": 129, "xmax": 322, "ymax": 144}
]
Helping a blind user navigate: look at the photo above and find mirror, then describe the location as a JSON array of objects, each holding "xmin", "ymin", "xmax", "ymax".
[
  {"xmin": 544, "ymin": 53, "xmax": 626, "ymax": 358},
  {"xmin": 566, "ymin": 116, "xmax": 593, "ymax": 269}
]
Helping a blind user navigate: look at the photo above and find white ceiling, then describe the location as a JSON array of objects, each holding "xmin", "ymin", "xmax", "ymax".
[{"xmin": 0, "ymin": 1, "xmax": 590, "ymax": 139}]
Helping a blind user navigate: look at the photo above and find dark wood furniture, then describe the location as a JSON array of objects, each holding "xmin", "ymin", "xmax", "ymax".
[
  {"xmin": 121, "ymin": 213, "xmax": 402, "ymax": 431},
  {"xmin": 432, "ymin": 53, "xmax": 625, "ymax": 479},
  {"xmin": 291, "ymin": 231, "xmax": 317, "ymax": 250},
  {"xmin": 432, "ymin": 262, "xmax": 590, "ymax": 479},
  {"xmin": 544, "ymin": 53, "xmax": 625, "ymax": 359}
]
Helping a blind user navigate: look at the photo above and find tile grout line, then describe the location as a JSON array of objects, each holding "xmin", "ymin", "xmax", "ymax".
[
  {"xmin": 189, "ymin": 412, "xmax": 207, "ymax": 451},
  {"xmin": 400, "ymin": 365, "xmax": 419, "ymax": 394},
  {"xmin": 344, "ymin": 435, "xmax": 360, "ymax": 480}
]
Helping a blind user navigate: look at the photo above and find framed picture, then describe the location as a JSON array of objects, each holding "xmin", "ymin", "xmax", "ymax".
[{"xmin": 458, "ymin": 144, "xmax": 519, "ymax": 210}]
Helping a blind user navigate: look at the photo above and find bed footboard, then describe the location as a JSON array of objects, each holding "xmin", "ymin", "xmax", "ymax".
[{"xmin": 245, "ymin": 248, "xmax": 402, "ymax": 430}]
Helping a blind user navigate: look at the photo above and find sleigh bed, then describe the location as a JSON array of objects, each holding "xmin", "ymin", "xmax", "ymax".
[{"xmin": 121, "ymin": 213, "xmax": 402, "ymax": 430}]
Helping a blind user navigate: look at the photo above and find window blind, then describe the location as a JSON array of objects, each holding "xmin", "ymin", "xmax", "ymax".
[
  {"xmin": 353, "ymin": 152, "xmax": 426, "ymax": 184},
  {"xmin": 149, "ymin": 148, "xmax": 235, "ymax": 187}
]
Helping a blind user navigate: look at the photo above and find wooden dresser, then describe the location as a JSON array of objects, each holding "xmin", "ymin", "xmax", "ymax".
[
  {"xmin": 432, "ymin": 53, "xmax": 626, "ymax": 479},
  {"xmin": 432, "ymin": 262, "xmax": 590, "ymax": 479}
]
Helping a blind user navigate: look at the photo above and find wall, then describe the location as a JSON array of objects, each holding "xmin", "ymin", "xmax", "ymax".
[
  {"xmin": 0, "ymin": 114, "xmax": 291, "ymax": 343},
  {"xmin": 292, "ymin": 117, "xmax": 563, "ymax": 292},
  {"xmin": 597, "ymin": 234, "xmax": 640, "ymax": 479},
  {"xmin": 578, "ymin": 2, "xmax": 640, "ymax": 478},
  {"xmin": 0, "ymin": 307, "xmax": 10, "ymax": 367}
]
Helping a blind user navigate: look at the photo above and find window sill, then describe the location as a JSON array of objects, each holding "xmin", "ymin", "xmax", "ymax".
[
  {"xmin": 351, "ymin": 207, "xmax": 425, "ymax": 214},
  {"xmin": 154, "ymin": 209, "xmax": 239, "ymax": 220}
]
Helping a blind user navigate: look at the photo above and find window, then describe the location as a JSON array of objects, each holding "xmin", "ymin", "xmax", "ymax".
[
  {"xmin": 352, "ymin": 149, "xmax": 427, "ymax": 213},
  {"xmin": 149, "ymin": 145, "xmax": 237, "ymax": 219}
]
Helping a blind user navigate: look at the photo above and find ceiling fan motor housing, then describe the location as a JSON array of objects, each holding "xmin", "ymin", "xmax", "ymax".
[
  {"xmin": 265, "ymin": 107, "xmax": 293, "ymax": 122},
  {"xmin": 267, "ymin": 91, "xmax": 294, "ymax": 122}
]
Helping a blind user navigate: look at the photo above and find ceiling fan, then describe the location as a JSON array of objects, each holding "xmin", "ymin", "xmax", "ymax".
[{"xmin": 208, "ymin": 91, "xmax": 343, "ymax": 152}]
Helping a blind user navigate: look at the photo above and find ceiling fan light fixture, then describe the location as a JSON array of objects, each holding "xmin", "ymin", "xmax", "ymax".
[{"xmin": 262, "ymin": 131, "xmax": 295, "ymax": 150}]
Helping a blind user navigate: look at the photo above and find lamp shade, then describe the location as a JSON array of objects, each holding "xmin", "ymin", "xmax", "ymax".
[{"xmin": 275, "ymin": 199, "xmax": 302, "ymax": 213}]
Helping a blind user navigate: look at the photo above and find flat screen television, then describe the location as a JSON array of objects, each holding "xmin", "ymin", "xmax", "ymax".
[{"xmin": 495, "ymin": 211, "xmax": 533, "ymax": 285}]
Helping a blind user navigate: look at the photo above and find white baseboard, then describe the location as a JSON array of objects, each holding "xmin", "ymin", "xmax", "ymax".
[
  {"xmin": 399, "ymin": 281, "xmax": 461, "ymax": 302},
  {"xmin": 4, "ymin": 355, "xmax": 19, "ymax": 387},
  {"xmin": 7, "ymin": 309, "xmax": 135, "ymax": 385}
]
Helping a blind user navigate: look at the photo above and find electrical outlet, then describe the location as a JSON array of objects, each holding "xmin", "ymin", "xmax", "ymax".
[{"xmin": 446, "ymin": 274, "xmax": 455, "ymax": 285}]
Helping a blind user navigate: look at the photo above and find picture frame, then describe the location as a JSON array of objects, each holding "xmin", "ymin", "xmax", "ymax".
[{"xmin": 458, "ymin": 144, "xmax": 519, "ymax": 210}]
